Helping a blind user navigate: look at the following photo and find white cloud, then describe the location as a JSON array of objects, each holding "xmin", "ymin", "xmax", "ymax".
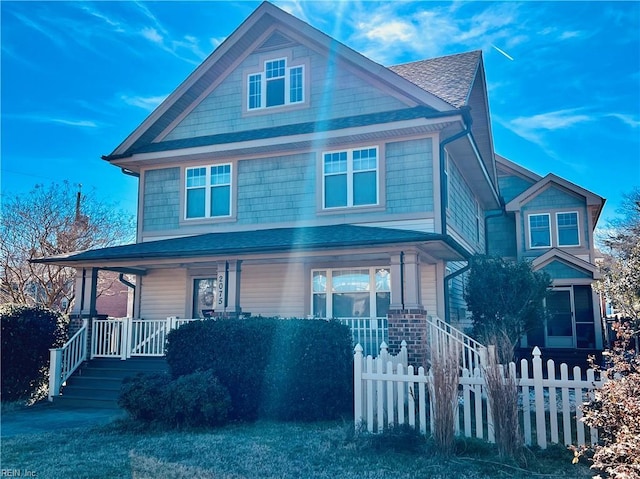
[
  {"xmin": 606, "ymin": 113, "xmax": 640, "ymax": 129},
  {"xmin": 511, "ymin": 109, "xmax": 591, "ymax": 132},
  {"xmin": 8, "ymin": 113, "xmax": 99, "ymax": 128},
  {"xmin": 120, "ymin": 94, "xmax": 167, "ymax": 111},
  {"xmin": 141, "ymin": 27, "xmax": 163, "ymax": 44}
]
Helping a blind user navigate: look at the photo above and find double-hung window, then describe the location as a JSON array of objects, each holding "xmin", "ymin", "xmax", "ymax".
[
  {"xmin": 528, "ymin": 213, "xmax": 551, "ymax": 248},
  {"xmin": 323, "ymin": 147, "xmax": 378, "ymax": 209},
  {"xmin": 557, "ymin": 212, "xmax": 579, "ymax": 246},
  {"xmin": 185, "ymin": 164, "xmax": 232, "ymax": 219},
  {"xmin": 247, "ymin": 58, "xmax": 304, "ymax": 110}
]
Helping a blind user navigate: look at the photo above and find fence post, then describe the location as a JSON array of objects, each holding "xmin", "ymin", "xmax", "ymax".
[
  {"xmin": 48, "ymin": 348, "xmax": 62, "ymax": 401},
  {"xmin": 354, "ymin": 344, "xmax": 364, "ymax": 431},
  {"xmin": 399, "ymin": 340, "xmax": 408, "ymax": 368},
  {"xmin": 532, "ymin": 346, "xmax": 547, "ymax": 449},
  {"xmin": 81, "ymin": 318, "xmax": 89, "ymax": 362}
]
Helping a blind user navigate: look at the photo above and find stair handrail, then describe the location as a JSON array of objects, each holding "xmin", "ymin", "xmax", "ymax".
[
  {"xmin": 48, "ymin": 319, "xmax": 88, "ymax": 400},
  {"xmin": 426, "ymin": 315, "xmax": 487, "ymax": 371}
]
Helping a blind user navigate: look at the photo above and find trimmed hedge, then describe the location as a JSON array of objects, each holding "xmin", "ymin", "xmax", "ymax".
[
  {"xmin": 0, "ymin": 304, "xmax": 67, "ymax": 402},
  {"xmin": 165, "ymin": 317, "xmax": 353, "ymax": 421},
  {"xmin": 119, "ymin": 371, "xmax": 232, "ymax": 428}
]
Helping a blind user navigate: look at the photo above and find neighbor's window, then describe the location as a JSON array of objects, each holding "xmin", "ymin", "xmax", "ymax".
[
  {"xmin": 185, "ymin": 164, "xmax": 232, "ymax": 219},
  {"xmin": 323, "ymin": 147, "xmax": 378, "ymax": 208},
  {"xmin": 557, "ymin": 212, "xmax": 579, "ymax": 247},
  {"xmin": 312, "ymin": 267, "xmax": 390, "ymax": 318},
  {"xmin": 247, "ymin": 58, "xmax": 304, "ymax": 110},
  {"xmin": 529, "ymin": 213, "xmax": 551, "ymax": 248}
]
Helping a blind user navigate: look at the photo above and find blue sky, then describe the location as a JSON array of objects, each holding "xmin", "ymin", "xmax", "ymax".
[{"xmin": 2, "ymin": 1, "xmax": 639, "ymax": 227}]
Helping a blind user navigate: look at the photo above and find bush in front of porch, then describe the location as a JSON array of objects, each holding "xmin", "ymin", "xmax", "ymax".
[
  {"xmin": 164, "ymin": 317, "xmax": 353, "ymax": 422},
  {"xmin": 1, "ymin": 304, "xmax": 67, "ymax": 403}
]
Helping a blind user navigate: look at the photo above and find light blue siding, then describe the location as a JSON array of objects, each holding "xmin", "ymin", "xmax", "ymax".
[
  {"xmin": 449, "ymin": 160, "xmax": 483, "ymax": 251},
  {"xmin": 486, "ymin": 211, "xmax": 517, "ymax": 257},
  {"xmin": 498, "ymin": 175, "xmax": 534, "ymax": 203},
  {"xmin": 165, "ymin": 43, "xmax": 408, "ymax": 141},
  {"xmin": 540, "ymin": 260, "xmax": 593, "ymax": 279},
  {"xmin": 236, "ymin": 153, "xmax": 316, "ymax": 224},
  {"xmin": 386, "ymin": 138, "xmax": 433, "ymax": 214},
  {"xmin": 143, "ymin": 168, "xmax": 180, "ymax": 231}
]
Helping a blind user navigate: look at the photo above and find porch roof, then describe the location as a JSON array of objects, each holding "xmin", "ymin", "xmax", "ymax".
[{"xmin": 32, "ymin": 224, "xmax": 469, "ymax": 267}]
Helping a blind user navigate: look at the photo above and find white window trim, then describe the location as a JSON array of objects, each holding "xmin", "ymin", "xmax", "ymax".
[
  {"xmin": 528, "ymin": 213, "xmax": 551, "ymax": 249},
  {"xmin": 556, "ymin": 211, "xmax": 580, "ymax": 247},
  {"xmin": 311, "ymin": 267, "xmax": 391, "ymax": 318},
  {"xmin": 322, "ymin": 146, "xmax": 379, "ymax": 210},
  {"xmin": 184, "ymin": 163, "xmax": 233, "ymax": 220},
  {"xmin": 246, "ymin": 57, "xmax": 305, "ymax": 111}
]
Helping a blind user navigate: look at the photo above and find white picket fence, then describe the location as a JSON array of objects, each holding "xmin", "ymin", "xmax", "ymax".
[{"xmin": 354, "ymin": 345, "xmax": 605, "ymax": 448}]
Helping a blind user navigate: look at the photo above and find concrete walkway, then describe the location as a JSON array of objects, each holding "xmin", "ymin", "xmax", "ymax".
[{"xmin": 1, "ymin": 402, "xmax": 126, "ymax": 437}]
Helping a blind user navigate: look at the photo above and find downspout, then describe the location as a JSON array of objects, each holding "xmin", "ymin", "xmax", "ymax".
[
  {"xmin": 443, "ymin": 264, "xmax": 471, "ymax": 324},
  {"xmin": 399, "ymin": 251, "xmax": 405, "ymax": 309},
  {"xmin": 438, "ymin": 106, "xmax": 473, "ymax": 238},
  {"xmin": 483, "ymin": 204, "xmax": 506, "ymax": 255},
  {"xmin": 439, "ymin": 107, "xmax": 473, "ymax": 323},
  {"xmin": 121, "ymin": 168, "xmax": 140, "ymax": 178}
]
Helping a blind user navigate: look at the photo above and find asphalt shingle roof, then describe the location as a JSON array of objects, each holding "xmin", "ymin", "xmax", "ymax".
[
  {"xmin": 34, "ymin": 224, "xmax": 468, "ymax": 264},
  {"xmin": 389, "ymin": 51, "xmax": 482, "ymax": 109}
]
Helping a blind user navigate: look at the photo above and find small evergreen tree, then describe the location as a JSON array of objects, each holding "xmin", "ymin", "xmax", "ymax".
[{"xmin": 464, "ymin": 255, "xmax": 550, "ymax": 362}]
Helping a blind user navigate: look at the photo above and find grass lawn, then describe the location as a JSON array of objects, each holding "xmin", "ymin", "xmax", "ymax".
[{"xmin": 2, "ymin": 418, "xmax": 595, "ymax": 479}]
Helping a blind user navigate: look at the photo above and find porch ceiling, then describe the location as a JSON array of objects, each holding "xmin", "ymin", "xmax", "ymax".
[{"xmin": 32, "ymin": 224, "xmax": 470, "ymax": 269}]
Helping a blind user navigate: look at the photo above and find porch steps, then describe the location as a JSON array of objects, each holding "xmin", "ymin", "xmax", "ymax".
[{"xmin": 54, "ymin": 358, "xmax": 169, "ymax": 409}]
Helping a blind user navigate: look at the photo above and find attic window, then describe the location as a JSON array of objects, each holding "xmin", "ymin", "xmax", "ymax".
[{"xmin": 247, "ymin": 58, "xmax": 304, "ymax": 110}]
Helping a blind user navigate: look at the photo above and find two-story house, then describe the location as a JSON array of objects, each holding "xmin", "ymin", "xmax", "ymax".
[{"xmin": 39, "ymin": 2, "xmax": 604, "ymax": 369}]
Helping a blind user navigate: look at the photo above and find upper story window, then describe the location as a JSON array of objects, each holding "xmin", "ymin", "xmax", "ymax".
[
  {"xmin": 247, "ymin": 58, "xmax": 304, "ymax": 110},
  {"xmin": 185, "ymin": 164, "xmax": 232, "ymax": 219},
  {"xmin": 527, "ymin": 211, "xmax": 581, "ymax": 249},
  {"xmin": 323, "ymin": 147, "xmax": 378, "ymax": 209},
  {"xmin": 557, "ymin": 212, "xmax": 579, "ymax": 246},
  {"xmin": 528, "ymin": 213, "xmax": 551, "ymax": 248}
]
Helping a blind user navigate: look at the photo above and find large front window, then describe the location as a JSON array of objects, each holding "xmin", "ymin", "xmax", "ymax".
[
  {"xmin": 323, "ymin": 147, "xmax": 378, "ymax": 208},
  {"xmin": 185, "ymin": 164, "xmax": 232, "ymax": 219},
  {"xmin": 312, "ymin": 268, "xmax": 390, "ymax": 318},
  {"xmin": 247, "ymin": 58, "xmax": 304, "ymax": 110}
]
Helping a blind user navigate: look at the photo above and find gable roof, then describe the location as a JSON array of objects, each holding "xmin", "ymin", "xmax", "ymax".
[
  {"xmin": 505, "ymin": 173, "xmax": 605, "ymax": 225},
  {"xmin": 496, "ymin": 154, "xmax": 542, "ymax": 183},
  {"xmin": 531, "ymin": 248, "xmax": 601, "ymax": 279},
  {"xmin": 389, "ymin": 51, "xmax": 482, "ymax": 109},
  {"xmin": 104, "ymin": 1, "xmax": 464, "ymax": 162},
  {"xmin": 32, "ymin": 224, "xmax": 469, "ymax": 268}
]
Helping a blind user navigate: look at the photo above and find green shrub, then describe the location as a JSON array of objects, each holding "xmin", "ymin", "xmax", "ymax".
[
  {"xmin": 0, "ymin": 304, "xmax": 67, "ymax": 402},
  {"xmin": 119, "ymin": 373, "xmax": 171, "ymax": 422},
  {"xmin": 165, "ymin": 317, "xmax": 353, "ymax": 421},
  {"xmin": 119, "ymin": 371, "xmax": 231, "ymax": 429},
  {"xmin": 161, "ymin": 370, "xmax": 231, "ymax": 428}
]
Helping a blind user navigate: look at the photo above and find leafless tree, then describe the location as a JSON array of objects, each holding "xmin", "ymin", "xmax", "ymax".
[{"xmin": 0, "ymin": 181, "xmax": 135, "ymax": 313}]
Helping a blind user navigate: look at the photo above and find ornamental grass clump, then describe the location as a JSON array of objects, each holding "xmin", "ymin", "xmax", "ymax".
[
  {"xmin": 428, "ymin": 348, "xmax": 459, "ymax": 456},
  {"xmin": 482, "ymin": 349, "xmax": 523, "ymax": 461}
]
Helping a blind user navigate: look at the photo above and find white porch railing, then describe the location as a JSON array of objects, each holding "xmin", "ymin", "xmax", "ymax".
[
  {"xmin": 427, "ymin": 316, "xmax": 487, "ymax": 371},
  {"xmin": 91, "ymin": 317, "xmax": 203, "ymax": 359},
  {"xmin": 336, "ymin": 317, "xmax": 388, "ymax": 357},
  {"xmin": 48, "ymin": 319, "xmax": 88, "ymax": 401}
]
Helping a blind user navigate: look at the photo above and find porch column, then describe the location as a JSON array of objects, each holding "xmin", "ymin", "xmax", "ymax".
[
  {"xmin": 216, "ymin": 260, "xmax": 242, "ymax": 318},
  {"xmin": 70, "ymin": 267, "xmax": 99, "ymax": 354},
  {"xmin": 387, "ymin": 251, "xmax": 427, "ymax": 367}
]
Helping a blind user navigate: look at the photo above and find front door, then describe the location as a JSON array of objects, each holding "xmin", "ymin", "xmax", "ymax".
[{"xmin": 545, "ymin": 288, "xmax": 575, "ymax": 348}]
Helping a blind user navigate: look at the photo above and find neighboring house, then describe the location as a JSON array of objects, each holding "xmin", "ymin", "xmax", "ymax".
[{"xmin": 37, "ymin": 2, "xmax": 604, "ymax": 366}]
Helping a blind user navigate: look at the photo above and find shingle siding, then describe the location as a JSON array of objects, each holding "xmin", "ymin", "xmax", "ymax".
[
  {"xmin": 498, "ymin": 174, "xmax": 534, "ymax": 203},
  {"xmin": 448, "ymin": 159, "xmax": 483, "ymax": 251},
  {"xmin": 165, "ymin": 43, "xmax": 408, "ymax": 141},
  {"xmin": 540, "ymin": 260, "xmax": 592, "ymax": 279},
  {"xmin": 236, "ymin": 153, "xmax": 316, "ymax": 224},
  {"xmin": 143, "ymin": 167, "xmax": 180, "ymax": 232},
  {"xmin": 386, "ymin": 138, "xmax": 434, "ymax": 214}
]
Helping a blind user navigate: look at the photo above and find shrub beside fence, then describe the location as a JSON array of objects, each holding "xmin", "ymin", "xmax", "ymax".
[{"xmin": 354, "ymin": 345, "xmax": 605, "ymax": 449}]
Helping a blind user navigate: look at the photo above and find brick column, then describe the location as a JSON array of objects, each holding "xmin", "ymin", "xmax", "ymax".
[{"xmin": 387, "ymin": 308, "xmax": 428, "ymax": 367}]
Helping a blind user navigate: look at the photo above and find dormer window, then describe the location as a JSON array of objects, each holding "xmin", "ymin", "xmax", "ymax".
[{"xmin": 247, "ymin": 58, "xmax": 304, "ymax": 110}]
